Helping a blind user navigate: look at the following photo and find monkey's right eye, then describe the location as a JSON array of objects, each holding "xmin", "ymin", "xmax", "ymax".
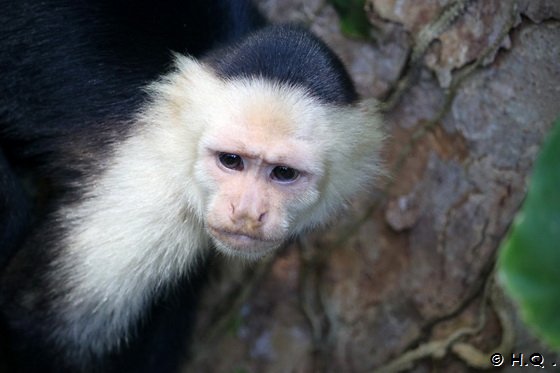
[{"xmin": 218, "ymin": 153, "xmax": 244, "ymax": 171}]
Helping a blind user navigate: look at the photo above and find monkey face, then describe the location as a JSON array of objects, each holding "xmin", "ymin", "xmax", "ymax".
[
  {"xmin": 197, "ymin": 141, "xmax": 322, "ymax": 260},
  {"xmin": 156, "ymin": 59, "xmax": 382, "ymax": 258},
  {"xmin": 176, "ymin": 72, "xmax": 326, "ymax": 259}
]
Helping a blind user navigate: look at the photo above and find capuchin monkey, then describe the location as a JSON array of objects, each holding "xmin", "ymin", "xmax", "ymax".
[{"xmin": 0, "ymin": 0, "xmax": 383, "ymax": 371}]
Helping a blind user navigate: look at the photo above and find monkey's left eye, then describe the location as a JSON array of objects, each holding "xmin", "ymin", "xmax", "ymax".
[
  {"xmin": 271, "ymin": 166, "xmax": 300, "ymax": 183},
  {"xmin": 218, "ymin": 153, "xmax": 244, "ymax": 171}
]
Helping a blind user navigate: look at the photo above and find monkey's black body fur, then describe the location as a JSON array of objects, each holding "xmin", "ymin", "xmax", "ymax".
[
  {"xmin": 1, "ymin": 2, "xmax": 264, "ymax": 371},
  {"xmin": 0, "ymin": 0, "xmax": 360, "ymax": 372}
]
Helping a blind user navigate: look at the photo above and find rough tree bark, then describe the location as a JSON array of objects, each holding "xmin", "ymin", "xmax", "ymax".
[{"xmin": 183, "ymin": 1, "xmax": 560, "ymax": 372}]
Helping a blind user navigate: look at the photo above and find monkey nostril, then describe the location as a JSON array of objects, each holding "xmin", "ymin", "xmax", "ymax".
[{"xmin": 229, "ymin": 207, "xmax": 266, "ymax": 226}]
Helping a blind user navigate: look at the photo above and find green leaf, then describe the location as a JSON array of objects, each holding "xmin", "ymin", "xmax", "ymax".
[
  {"xmin": 498, "ymin": 117, "xmax": 560, "ymax": 350},
  {"xmin": 328, "ymin": 0, "xmax": 371, "ymax": 39}
]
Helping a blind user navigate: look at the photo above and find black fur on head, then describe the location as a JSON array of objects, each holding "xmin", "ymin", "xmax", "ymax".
[{"xmin": 204, "ymin": 25, "xmax": 358, "ymax": 105}]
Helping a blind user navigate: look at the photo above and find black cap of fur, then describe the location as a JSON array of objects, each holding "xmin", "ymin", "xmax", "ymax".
[{"xmin": 204, "ymin": 25, "xmax": 358, "ymax": 105}]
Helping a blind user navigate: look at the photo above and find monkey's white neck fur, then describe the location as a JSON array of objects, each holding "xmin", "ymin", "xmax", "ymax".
[
  {"xmin": 53, "ymin": 121, "xmax": 207, "ymax": 357},
  {"xmin": 51, "ymin": 62, "xmax": 212, "ymax": 358}
]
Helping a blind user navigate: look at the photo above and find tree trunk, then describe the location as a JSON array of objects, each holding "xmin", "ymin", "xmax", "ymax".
[{"xmin": 184, "ymin": 1, "xmax": 560, "ymax": 371}]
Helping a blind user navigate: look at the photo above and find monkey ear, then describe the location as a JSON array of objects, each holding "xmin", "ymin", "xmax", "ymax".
[
  {"xmin": 311, "ymin": 99, "xmax": 384, "ymax": 214},
  {"xmin": 140, "ymin": 54, "xmax": 225, "ymax": 131},
  {"xmin": 145, "ymin": 54, "xmax": 223, "ymax": 105},
  {"xmin": 172, "ymin": 54, "xmax": 220, "ymax": 85}
]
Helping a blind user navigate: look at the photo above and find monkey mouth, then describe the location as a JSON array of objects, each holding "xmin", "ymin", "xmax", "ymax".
[
  {"xmin": 212, "ymin": 227, "xmax": 261, "ymax": 240},
  {"xmin": 207, "ymin": 226, "xmax": 282, "ymax": 258}
]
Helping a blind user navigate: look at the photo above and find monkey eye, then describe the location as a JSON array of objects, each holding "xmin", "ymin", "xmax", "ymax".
[
  {"xmin": 218, "ymin": 153, "xmax": 244, "ymax": 171},
  {"xmin": 271, "ymin": 166, "xmax": 300, "ymax": 183}
]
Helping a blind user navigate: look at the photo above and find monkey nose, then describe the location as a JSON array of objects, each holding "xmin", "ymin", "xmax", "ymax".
[
  {"xmin": 231, "ymin": 211, "xmax": 267, "ymax": 230},
  {"xmin": 247, "ymin": 213, "xmax": 267, "ymax": 229},
  {"xmin": 248, "ymin": 212, "xmax": 267, "ymax": 229}
]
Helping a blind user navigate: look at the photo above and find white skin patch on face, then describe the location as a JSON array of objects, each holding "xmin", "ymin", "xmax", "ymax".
[{"xmin": 188, "ymin": 76, "xmax": 329, "ymax": 259}]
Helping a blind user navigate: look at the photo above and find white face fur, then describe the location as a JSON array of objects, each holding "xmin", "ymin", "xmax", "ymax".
[
  {"xmin": 149, "ymin": 56, "xmax": 384, "ymax": 260},
  {"xmin": 195, "ymin": 90, "xmax": 324, "ymax": 259}
]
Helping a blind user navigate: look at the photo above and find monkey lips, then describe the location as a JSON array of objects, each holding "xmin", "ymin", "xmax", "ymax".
[{"xmin": 207, "ymin": 226, "xmax": 282, "ymax": 259}]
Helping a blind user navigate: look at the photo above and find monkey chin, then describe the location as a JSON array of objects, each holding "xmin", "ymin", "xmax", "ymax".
[{"xmin": 207, "ymin": 228, "xmax": 282, "ymax": 261}]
